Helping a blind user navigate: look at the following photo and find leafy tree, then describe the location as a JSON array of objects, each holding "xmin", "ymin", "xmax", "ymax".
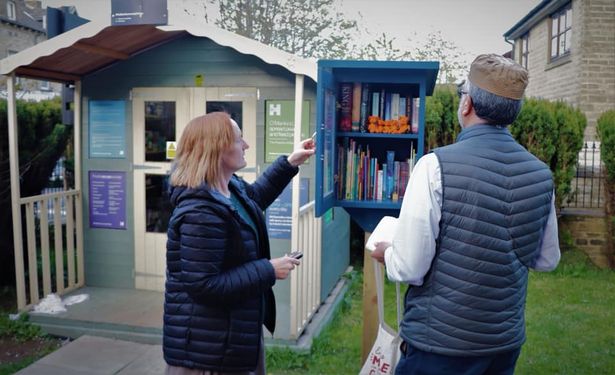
[
  {"xmin": 208, "ymin": 0, "xmax": 359, "ymax": 59},
  {"xmin": 413, "ymin": 31, "xmax": 468, "ymax": 84},
  {"xmin": 424, "ymin": 85, "xmax": 460, "ymax": 152},
  {"xmin": 197, "ymin": 0, "xmax": 468, "ymax": 80},
  {"xmin": 0, "ymin": 98, "xmax": 70, "ymax": 286}
]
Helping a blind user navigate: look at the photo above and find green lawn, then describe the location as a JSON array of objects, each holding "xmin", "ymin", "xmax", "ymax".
[{"xmin": 267, "ymin": 250, "xmax": 615, "ymax": 374}]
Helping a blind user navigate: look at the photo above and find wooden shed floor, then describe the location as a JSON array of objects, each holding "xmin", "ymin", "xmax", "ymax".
[{"xmin": 29, "ymin": 287, "xmax": 164, "ymax": 345}]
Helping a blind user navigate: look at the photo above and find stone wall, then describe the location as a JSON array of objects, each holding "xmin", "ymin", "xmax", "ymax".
[
  {"xmin": 521, "ymin": 1, "xmax": 582, "ymax": 109},
  {"xmin": 579, "ymin": 0, "xmax": 615, "ymax": 141},
  {"xmin": 559, "ymin": 210, "xmax": 613, "ymax": 268},
  {"xmin": 517, "ymin": 0, "xmax": 615, "ymax": 141}
]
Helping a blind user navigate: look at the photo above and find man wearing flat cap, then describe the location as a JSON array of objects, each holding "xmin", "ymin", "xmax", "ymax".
[{"xmin": 372, "ymin": 54, "xmax": 561, "ymax": 374}]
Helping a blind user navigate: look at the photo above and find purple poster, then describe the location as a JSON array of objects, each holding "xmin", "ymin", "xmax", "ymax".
[{"xmin": 89, "ymin": 171, "xmax": 127, "ymax": 229}]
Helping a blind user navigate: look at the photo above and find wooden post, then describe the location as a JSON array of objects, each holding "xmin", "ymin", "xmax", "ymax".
[
  {"xmin": 362, "ymin": 231, "xmax": 381, "ymax": 362},
  {"xmin": 73, "ymin": 80, "xmax": 85, "ymax": 287},
  {"xmin": 7, "ymin": 73, "xmax": 26, "ymax": 310},
  {"xmin": 289, "ymin": 74, "xmax": 304, "ymax": 337}
]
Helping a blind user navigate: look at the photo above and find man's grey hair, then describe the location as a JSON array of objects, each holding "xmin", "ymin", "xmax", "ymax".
[{"xmin": 467, "ymin": 81, "xmax": 523, "ymax": 125}]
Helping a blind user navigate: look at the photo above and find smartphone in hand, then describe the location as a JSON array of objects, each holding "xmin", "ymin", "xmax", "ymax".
[{"xmin": 288, "ymin": 251, "xmax": 303, "ymax": 260}]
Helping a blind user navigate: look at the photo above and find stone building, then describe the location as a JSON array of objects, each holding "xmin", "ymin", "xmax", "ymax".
[
  {"xmin": 504, "ymin": 0, "xmax": 615, "ymax": 140},
  {"xmin": 0, "ymin": 0, "xmax": 58, "ymax": 97}
]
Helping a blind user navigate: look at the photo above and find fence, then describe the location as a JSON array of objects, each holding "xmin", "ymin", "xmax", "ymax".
[
  {"xmin": 16, "ymin": 189, "xmax": 84, "ymax": 310},
  {"xmin": 289, "ymin": 201, "xmax": 323, "ymax": 339},
  {"xmin": 564, "ymin": 141, "xmax": 604, "ymax": 209}
]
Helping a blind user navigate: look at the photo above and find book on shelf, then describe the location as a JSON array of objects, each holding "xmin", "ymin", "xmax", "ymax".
[
  {"xmin": 359, "ymin": 83, "xmax": 370, "ymax": 132},
  {"xmin": 337, "ymin": 83, "xmax": 420, "ymax": 134},
  {"xmin": 351, "ymin": 82, "xmax": 362, "ymax": 132},
  {"xmin": 339, "ymin": 83, "xmax": 353, "ymax": 131},
  {"xmin": 336, "ymin": 141, "xmax": 417, "ymax": 203},
  {"xmin": 411, "ymin": 98, "xmax": 420, "ymax": 134}
]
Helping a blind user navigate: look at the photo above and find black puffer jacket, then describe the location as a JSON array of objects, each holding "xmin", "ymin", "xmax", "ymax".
[{"xmin": 163, "ymin": 156, "xmax": 298, "ymax": 372}]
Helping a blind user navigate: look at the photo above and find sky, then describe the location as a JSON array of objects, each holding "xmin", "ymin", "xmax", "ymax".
[{"xmin": 43, "ymin": 0, "xmax": 542, "ymax": 69}]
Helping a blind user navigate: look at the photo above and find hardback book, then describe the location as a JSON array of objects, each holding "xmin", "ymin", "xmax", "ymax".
[
  {"xmin": 360, "ymin": 83, "xmax": 370, "ymax": 132},
  {"xmin": 391, "ymin": 93, "xmax": 400, "ymax": 120},
  {"xmin": 386, "ymin": 151, "xmax": 395, "ymax": 200},
  {"xmin": 399, "ymin": 96, "xmax": 407, "ymax": 118},
  {"xmin": 371, "ymin": 92, "xmax": 380, "ymax": 117},
  {"xmin": 339, "ymin": 83, "xmax": 353, "ymax": 131},
  {"xmin": 411, "ymin": 98, "xmax": 420, "ymax": 134},
  {"xmin": 351, "ymin": 82, "xmax": 362, "ymax": 131}
]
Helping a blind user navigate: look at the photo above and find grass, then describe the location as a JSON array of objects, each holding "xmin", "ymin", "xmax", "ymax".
[
  {"xmin": 0, "ymin": 288, "xmax": 62, "ymax": 375},
  {"xmin": 267, "ymin": 250, "xmax": 615, "ymax": 374}
]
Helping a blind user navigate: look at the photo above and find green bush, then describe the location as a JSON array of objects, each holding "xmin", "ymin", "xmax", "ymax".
[
  {"xmin": 597, "ymin": 110, "xmax": 615, "ymax": 184},
  {"xmin": 510, "ymin": 99, "xmax": 586, "ymax": 208},
  {"xmin": 425, "ymin": 85, "xmax": 459, "ymax": 152},
  {"xmin": 0, "ymin": 313, "xmax": 42, "ymax": 342}
]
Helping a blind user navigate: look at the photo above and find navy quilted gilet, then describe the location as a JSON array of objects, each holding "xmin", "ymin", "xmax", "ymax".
[{"xmin": 401, "ymin": 124, "xmax": 553, "ymax": 356}]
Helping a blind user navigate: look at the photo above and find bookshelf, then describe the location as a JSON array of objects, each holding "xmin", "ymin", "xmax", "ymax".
[{"xmin": 315, "ymin": 60, "xmax": 439, "ymax": 232}]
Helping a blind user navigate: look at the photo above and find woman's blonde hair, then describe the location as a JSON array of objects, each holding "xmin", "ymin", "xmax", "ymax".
[{"xmin": 170, "ymin": 112, "xmax": 234, "ymax": 188}]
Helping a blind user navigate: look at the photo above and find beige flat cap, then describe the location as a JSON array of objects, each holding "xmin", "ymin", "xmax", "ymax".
[{"xmin": 468, "ymin": 54, "xmax": 528, "ymax": 100}]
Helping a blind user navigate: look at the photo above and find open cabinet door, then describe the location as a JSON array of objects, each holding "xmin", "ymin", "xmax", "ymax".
[{"xmin": 315, "ymin": 64, "xmax": 337, "ymax": 217}]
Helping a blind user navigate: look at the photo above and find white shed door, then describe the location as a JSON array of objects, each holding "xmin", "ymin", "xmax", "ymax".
[{"xmin": 132, "ymin": 87, "xmax": 257, "ymax": 291}]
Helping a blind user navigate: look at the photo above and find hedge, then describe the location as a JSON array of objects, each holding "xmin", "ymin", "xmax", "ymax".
[
  {"xmin": 597, "ymin": 110, "xmax": 615, "ymax": 185},
  {"xmin": 424, "ymin": 89, "xmax": 586, "ymax": 209}
]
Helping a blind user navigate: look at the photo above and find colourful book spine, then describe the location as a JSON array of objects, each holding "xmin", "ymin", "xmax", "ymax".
[
  {"xmin": 351, "ymin": 82, "xmax": 362, "ymax": 132},
  {"xmin": 379, "ymin": 89, "xmax": 385, "ymax": 119},
  {"xmin": 376, "ymin": 169, "xmax": 383, "ymax": 201},
  {"xmin": 360, "ymin": 83, "xmax": 370, "ymax": 132},
  {"xmin": 371, "ymin": 92, "xmax": 380, "ymax": 117},
  {"xmin": 339, "ymin": 83, "xmax": 353, "ymax": 131},
  {"xmin": 386, "ymin": 151, "xmax": 395, "ymax": 200},
  {"xmin": 411, "ymin": 98, "xmax": 420, "ymax": 134},
  {"xmin": 391, "ymin": 93, "xmax": 400, "ymax": 120}
]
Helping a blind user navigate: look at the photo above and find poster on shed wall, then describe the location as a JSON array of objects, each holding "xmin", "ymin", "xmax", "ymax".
[
  {"xmin": 266, "ymin": 178, "xmax": 309, "ymax": 239},
  {"xmin": 88, "ymin": 171, "xmax": 127, "ymax": 230},
  {"xmin": 265, "ymin": 100, "xmax": 310, "ymax": 163},
  {"xmin": 89, "ymin": 100, "xmax": 126, "ymax": 158}
]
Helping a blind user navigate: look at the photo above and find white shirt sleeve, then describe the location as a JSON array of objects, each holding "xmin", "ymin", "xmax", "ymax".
[
  {"xmin": 531, "ymin": 193, "xmax": 561, "ymax": 271},
  {"xmin": 384, "ymin": 153, "xmax": 442, "ymax": 285}
]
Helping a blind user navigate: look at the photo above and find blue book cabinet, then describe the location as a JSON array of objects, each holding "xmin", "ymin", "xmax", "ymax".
[{"xmin": 315, "ymin": 60, "xmax": 439, "ymax": 232}]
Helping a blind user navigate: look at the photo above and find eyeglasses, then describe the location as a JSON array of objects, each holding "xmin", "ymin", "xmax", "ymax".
[{"xmin": 457, "ymin": 80, "xmax": 468, "ymax": 98}]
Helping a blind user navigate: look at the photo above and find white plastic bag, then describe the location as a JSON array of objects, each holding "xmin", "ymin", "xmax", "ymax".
[
  {"xmin": 359, "ymin": 255, "xmax": 403, "ymax": 375},
  {"xmin": 32, "ymin": 293, "xmax": 89, "ymax": 314}
]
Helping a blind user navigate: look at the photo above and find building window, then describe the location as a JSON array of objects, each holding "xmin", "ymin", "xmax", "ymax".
[
  {"xmin": 520, "ymin": 34, "xmax": 529, "ymax": 69},
  {"xmin": 40, "ymin": 81, "xmax": 50, "ymax": 91},
  {"xmin": 7, "ymin": 1, "xmax": 16, "ymax": 21},
  {"xmin": 550, "ymin": 3, "xmax": 572, "ymax": 61}
]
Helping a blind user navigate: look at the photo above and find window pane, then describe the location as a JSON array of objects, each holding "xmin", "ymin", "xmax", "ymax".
[
  {"xmin": 559, "ymin": 37, "xmax": 566, "ymax": 55},
  {"xmin": 145, "ymin": 101, "xmax": 175, "ymax": 162},
  {"xmin": 566, "ymin": 8, "xmax": 572, "ymax": 28},
  {"xmin": 565, "ymin": 30, "xmax": 572, "ymax": 52},
  {"xmin": 551, "ymin": 17, "xmax": 558, "ymax": 36},
  {"xmin": 145, "ymin": 174, "xmax": 172, "ymax": 233},
  {"xmin": 551, "ymin": 38, "xmax": 558, "ymax": 58},
  {"xmin": 559, "ymin": 14, "xmax": 566, "ymax": 33},
  {"xmin": 206, "ymin": 101, "xmax": 243, "ymax": 130}
]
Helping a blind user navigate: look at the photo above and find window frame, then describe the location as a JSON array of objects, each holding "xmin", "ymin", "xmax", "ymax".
[
  {"xmin": 7, "ymin": 1, "xmax": 16, "ymax": 21},
  {"xmin": 520, "ymin": 33, "xmax": 529, "ymax": 69},
  {"xmin": 549, "ymin": 3, "xmax": 572, "ymax": 62}
]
